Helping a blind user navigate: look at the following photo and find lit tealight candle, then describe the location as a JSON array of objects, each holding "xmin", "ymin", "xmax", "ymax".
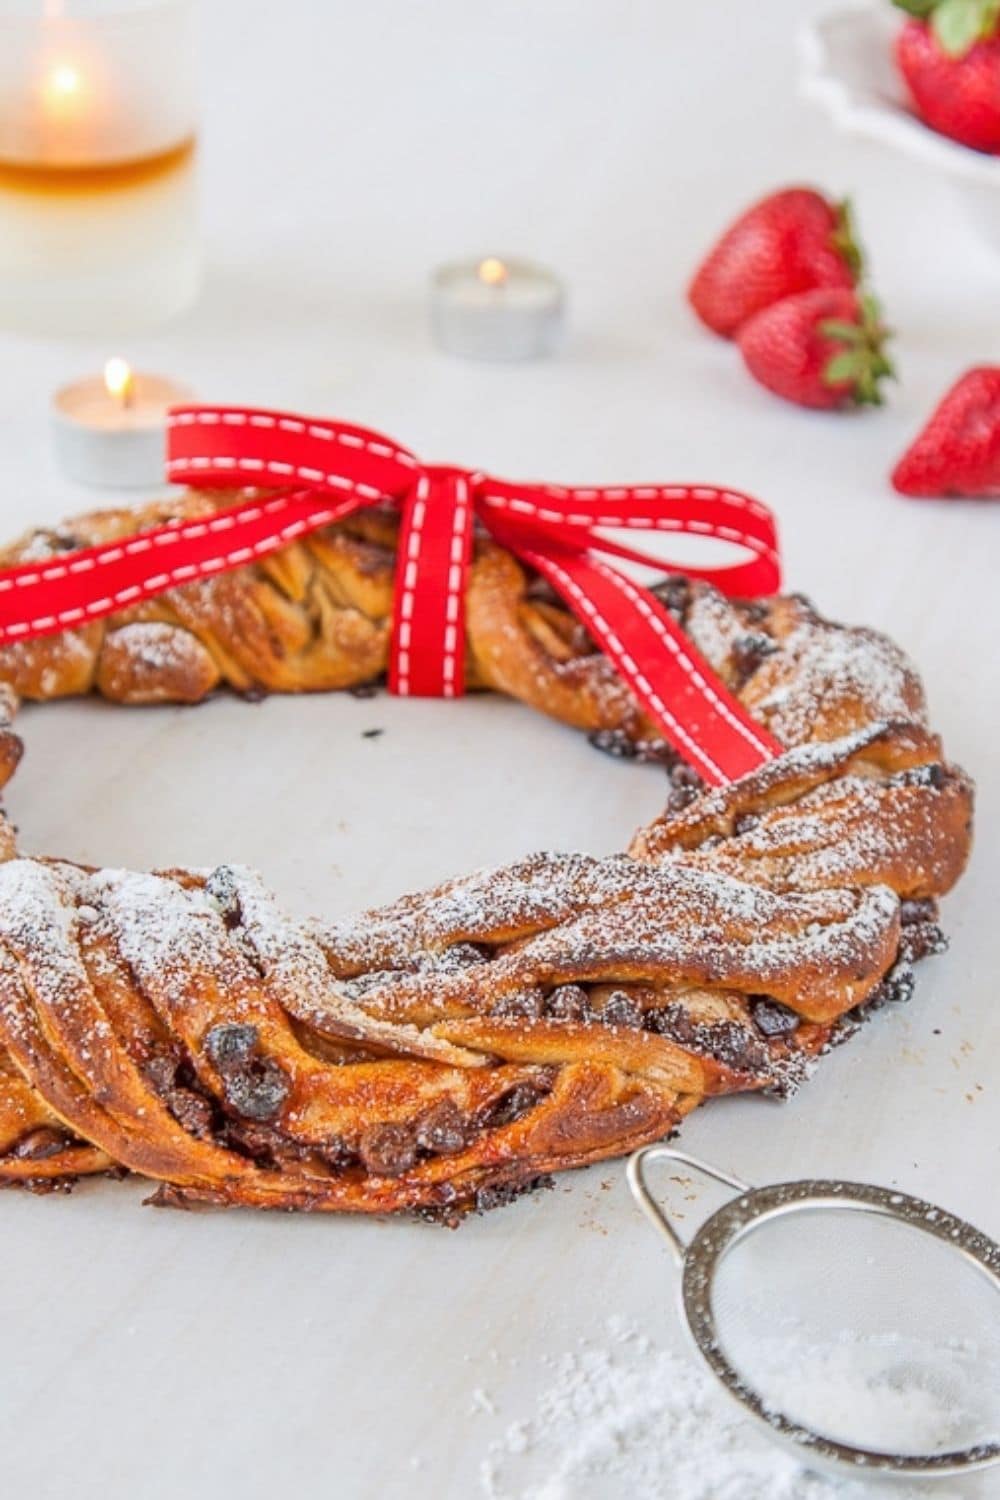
[
  {"xmin": 0, "ymin": 0, "xmax": 200, "ymax": 336},
  {"xmin": 52, "ymin": 359, "xmax": 195, "ymax": 488},
  {"xmin": 430, "ymin": 255, "xmax": 565, "ymax": 361}
]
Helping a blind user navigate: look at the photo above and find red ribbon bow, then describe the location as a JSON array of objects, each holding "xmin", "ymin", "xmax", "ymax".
[{"xmin": 0, "ymin": 406, "xmax": 784, "ymax": 785}]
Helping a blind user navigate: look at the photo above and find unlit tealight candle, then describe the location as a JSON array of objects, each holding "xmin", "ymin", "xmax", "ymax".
[{"xmin": 430, "ymin": 256, "xmax": 565, "ymax": 361}]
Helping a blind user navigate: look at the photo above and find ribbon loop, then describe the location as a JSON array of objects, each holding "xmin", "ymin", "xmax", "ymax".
[{"xmin": 0, "ymin": 404, "xmax": 788, "ymax": 788}]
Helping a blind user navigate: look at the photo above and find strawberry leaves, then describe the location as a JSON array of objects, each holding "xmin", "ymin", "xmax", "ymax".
[
  {"xmin": 819, "ymin": 295, "xmax": 894, "ymax": 406},
  {"xmin": 892, "ymin": 0, "xmax": 1000, "ymax": 56},
  {"xmin": 831, "ymin": 198, "xmax": 864, "ymax": 281}
]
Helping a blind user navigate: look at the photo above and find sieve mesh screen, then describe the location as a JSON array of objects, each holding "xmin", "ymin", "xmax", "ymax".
[{"xmin": 707, "ymin": 1206, "xmax": 1000, "ymax": 1457}]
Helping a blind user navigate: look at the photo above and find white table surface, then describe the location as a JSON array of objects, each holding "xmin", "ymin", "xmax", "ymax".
[{"xmin": 0, "ymin": 2, "xmax": 997, "ymax": 1496}]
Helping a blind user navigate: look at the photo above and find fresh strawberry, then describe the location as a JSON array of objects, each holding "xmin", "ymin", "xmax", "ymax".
[
  {"xmin": 892, "ymin": 366, "xmax": 1000, "ymax": 495},
  {"xmin": 688, "ymin": 187, "xmax": 861, "ymax": 338},
  {"xmin": 893, "ymin": 0, "xmax": 1000, "ymax": 153},
  {"xmin": 737, "ymin": 289, "xmax": 893, "ymax": 411}
]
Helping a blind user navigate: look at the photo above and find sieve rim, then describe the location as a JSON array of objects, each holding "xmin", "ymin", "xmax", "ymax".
[{"xmin": 682, "ymin": 1177, "xmax": 1000, "ymax": 1478}]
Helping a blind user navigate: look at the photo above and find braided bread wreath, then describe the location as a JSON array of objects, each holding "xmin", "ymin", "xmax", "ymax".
[{"xmin": 0, "ymin": 488, "xmax": 973, "ymax": 1219}]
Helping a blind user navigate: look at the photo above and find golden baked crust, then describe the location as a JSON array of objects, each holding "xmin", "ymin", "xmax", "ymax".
[{"xmin": 0, "ymin": 492, "xmax": 974, "ymax": 1215}]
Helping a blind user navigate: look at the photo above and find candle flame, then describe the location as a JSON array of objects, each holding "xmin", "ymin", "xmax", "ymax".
[
  {"xmin": 477, "ymin": 257, "xmax": 508, "ymax": 287},
  {"xmin": 104, "ymin": 358, "xmax": 135, "ymax": 409},
  {"xmin": 45, "ymin": 63, "xmax": 82, "ymax": 100}
]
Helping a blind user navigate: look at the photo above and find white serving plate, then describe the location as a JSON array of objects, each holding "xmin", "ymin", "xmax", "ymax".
[{"xmin": 800, "ymin": 3, "xmax": 1000, "ymax": 251}]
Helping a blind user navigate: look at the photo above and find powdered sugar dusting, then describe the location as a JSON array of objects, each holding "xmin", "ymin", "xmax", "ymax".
[
  {"xmin": 750, "ymin": 622, "xmax": 924, "ymax": 747},
  {"xmin": 478, "ymin": 1319, "xmax": 978, "ymax": 1499}
]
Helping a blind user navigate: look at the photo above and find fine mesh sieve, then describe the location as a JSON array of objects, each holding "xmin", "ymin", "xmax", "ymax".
[{"xmin": 627, "ymin": 1146, "xmax": 1000, "ymax": 1485}]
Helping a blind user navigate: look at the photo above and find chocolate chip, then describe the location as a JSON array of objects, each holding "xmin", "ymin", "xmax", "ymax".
[
  {"xmin": 444, "ymin": 942, "xmax": 490, "ymax": 968},
  {"xmin": 318, "ymin": 1136, "xmax": 357, "ymax": 1170},
  {"xmin": 667, "ymin": 785, "xmax": 700, "ymax": 812},
  {"xmin": 600, "ymin": 991, "xmax": 643, "ymax": 1029},
  {"xmin": 588, "ymin": 729, "xmax": 639, "ymax": 761},
  {"xmin": 204, "ymin": 867, "xmax": 243, "ymax": 929},
  {"xmin": 645, "ymin": 1003, "xmax": 695, "ymax": 1043},
  {"xmin": 481, "ymin": 1082, "xmax": 548, "ymax": 1130},
  {"xmin": 670, "ymin": 763, "xmax": 702, "ymax": 791},
  {"xmin": 203, "ymin": 1025, "xmax": 290, "ymax": 1123},
  {"xmin": 474, "ymin": 1175, "xmax": 553, "ymax": 1214},
  {"xmin": 899, "ymin": 926, "xmax": 948, "ymax": 964},
  {"xmin": 645, "ymin": 1005, "xmax": 768, "ymax": 1073},
  {"xmin": 899, "ymin": 764, "xmax": 946, "ymax": 790},
  {"xmin": 143, "ymin": 1051, "xmax": 217, "ymax": 1139},
  {"xmin": 12, "ymin": 1126, "xmax": 72, "ymax": 1161},
  {"xmin": 900, "ymin": 898, "xmax": 938, "ymax": 927},
  {"xmin": 221, "ymin": 1058, "xmax": 290, "ymax": 1122},
  {"xmin": 359, "ymin": 1121, "xmax": 418, "ymax": 1177},
  {"xmin": 698, "ymin": 1020, "xmax": 769, "ymax": 1073},
  {"xmin": 749, "ymin": 996, "xmax": 801, "ymax": 1039},
  {"xmin": 204, "ymin": 1023, "xmax": 259, "ymax": 1069},
  {"xmin": 731, "ymin": 631, "xmax": 777, "ymax": 683},
  {"xmin": 858, "ymin": 962, "xmax": 916, "ymax": 1015},
  {"xmin": 666, "ymin": 761, "xmax": 704, "ymax": 812},
  {"xmin": 546, "ymin": 984, "xmax": 591, "ymax": 1022},
  {"xmin": 650, "ymin": 576, "xmax": 691, "ymax": 623},
  {"xmin": 490, "ymin": 990, "xmax": 545, "ymax": 1020},
  {"xmin": 414, "ymin": 1099, "xmax": 469, "ymax": 1156},
  {"xmin": 167, "ymin": 1082, "xmax": 214, "ymax": 1137}
]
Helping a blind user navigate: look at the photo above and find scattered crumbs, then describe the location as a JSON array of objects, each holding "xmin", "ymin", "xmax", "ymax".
[
  {"xmin": 362, "ymin": 728, "xmax": 385, "ymax": 739},
  {"xmin": 470, "ymin": 1387, "xmax": 497, "ymax": 1416}
]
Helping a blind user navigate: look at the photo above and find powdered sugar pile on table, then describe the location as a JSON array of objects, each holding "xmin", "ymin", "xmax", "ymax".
[{"xmin": 478, "ymin": 1318, "xmax": 990, "ymax": 1499}]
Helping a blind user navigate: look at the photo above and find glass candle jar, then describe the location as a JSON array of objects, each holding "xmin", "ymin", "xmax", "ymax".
[{"xmin": 0, "ymin": 0, "xmax": 201, "ymax": 335}]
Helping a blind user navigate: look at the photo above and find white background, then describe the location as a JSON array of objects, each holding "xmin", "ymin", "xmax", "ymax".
[{"xmin": 0, "ymin": 2, "xmax": 997, "ymax": 1496}]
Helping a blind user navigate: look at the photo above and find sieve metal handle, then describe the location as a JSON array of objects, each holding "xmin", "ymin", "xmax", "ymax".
[{"xmin": 627, "ymin": 1146, "xmax": 751, "ymax": 1266}]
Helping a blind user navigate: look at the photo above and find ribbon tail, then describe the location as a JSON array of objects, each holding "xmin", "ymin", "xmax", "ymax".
[
  {"xmin": 0, "ymin": 490, "xmax": 359, "ymax": 645},
  {"xmin": 516, "ymin": 544, "xmax": 784, "ymax": 786},
  {"xmin": 389, "ymin": 470, "xmax": 475, "ymax": 698}
]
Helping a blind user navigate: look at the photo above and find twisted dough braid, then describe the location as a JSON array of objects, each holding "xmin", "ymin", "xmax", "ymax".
[{"xmin": 0, "ymin": 491, "xmax": 973, "ymax": 1216}]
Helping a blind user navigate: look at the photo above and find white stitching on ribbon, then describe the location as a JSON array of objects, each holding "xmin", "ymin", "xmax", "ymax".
[
  {"xmin": 0, "ymin": 496, "xmax": 295, "ymax": 594},
  {"xmin": 441, "ymin": 474, "xmax": 470, "ymax": 698},
  {"xmin": 165, "ymin": 454, "xmax": 388, "ymax": 502},
  {"xmin": 168, "ymin": 410, "xmax": 418, "ymax": 470},
  {"xmin": 590, "ymin": 558, "xmax": 777, "ymax": 762},
  {"xmin": 0, "ymin": 502, "xmax": 341, "ymax": 641},
  {"xmin": 478, "ymin": 495, "xmax": 778, "ymax": 569},
  {"xmin": 393, "ymin": 473, "xmax": 429, "ymax": 697},
  {"xmin": 532, "ymin": 553, "xmax": 727, "ymax": 782}
]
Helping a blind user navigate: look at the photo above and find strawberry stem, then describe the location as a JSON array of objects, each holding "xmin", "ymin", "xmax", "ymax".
[
  {"xmin": 819, "ymin": 295, "xmax": 894, "ymax": 407},
  {"xmin": 831, "ymin": 198, "xmax": 864, "ymax": 282}
]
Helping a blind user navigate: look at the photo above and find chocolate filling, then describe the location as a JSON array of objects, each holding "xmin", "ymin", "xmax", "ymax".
[
  {"xmin": 10, "ymin": 1126, "xmax": 74, "ymax": 1161},
  {"xmin": 144, "ymin": 1050, "xmax": 216, "ymax": 1139},
  {"xmin": 598, "ymin": 991, "xmax": 643, "ymax": 1029},
  {"xmin": 731, "ymin": 631, "xmax": 777, "ymax": 684},
  {"xmin": 645, "ymin": 1004, "xmax": 769, "ymax": 1074},
  {"xmin": 545, "ymin": 984, "xmax": 591, "ymax": 1022},
  {"xmin": 479, "ymin": 1079, "xmax": 552, "ymax": 1130},
  {"xmin": 490, "ymin": 990, "xmax": 546, "ymax": 1021},
  {"xmin": 748, "ymin": 996, "xmax": 801, "ymax": 1039},
  {"xmin": 414, "ymin": 1099, "xmax": 470, "ymax": 1156},
  {"xmin": 359, "ymin": 1121, "xmax": 418, "ymax": 1177},
  {"xmin": 204, "ymin": 1023, "xmax": 291, "ymax": 1123}
]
